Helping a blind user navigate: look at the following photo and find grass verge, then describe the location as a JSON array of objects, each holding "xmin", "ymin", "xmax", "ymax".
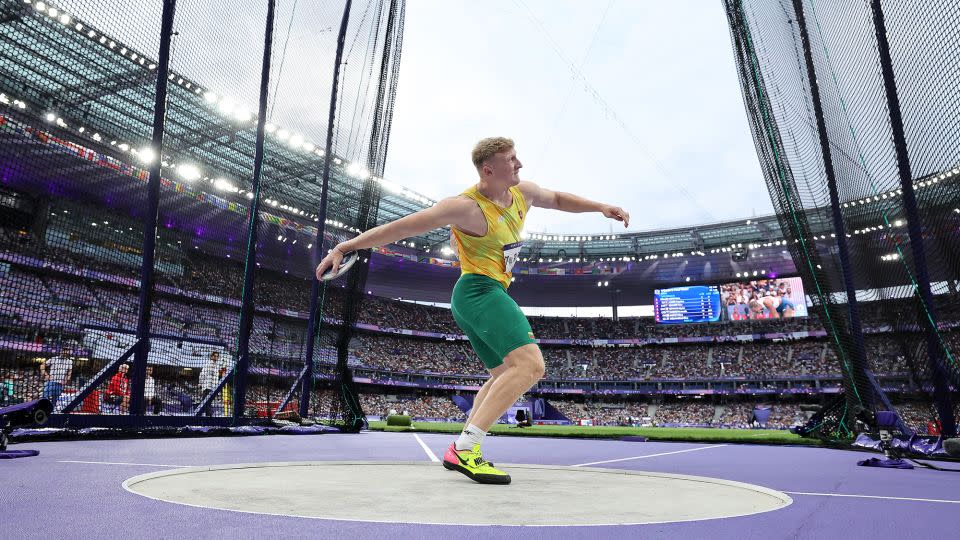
[{"xmin": 366, "ymin": 421, "xmax": 820, "ymax": 446}]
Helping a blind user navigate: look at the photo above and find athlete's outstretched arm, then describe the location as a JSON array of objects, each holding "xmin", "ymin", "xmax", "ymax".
[
  {"xmin": 518, "ymin": 181, "xmax": 630, "ymax": 227},
  {"xmin": 314, "ymin": 196, "xmax": 469, "ymax": 280}
]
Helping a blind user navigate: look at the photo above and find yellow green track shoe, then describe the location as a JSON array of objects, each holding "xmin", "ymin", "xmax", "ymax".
[{"xmin": 442, "ymin": 443, "xmax": 511, "ymax": 485}]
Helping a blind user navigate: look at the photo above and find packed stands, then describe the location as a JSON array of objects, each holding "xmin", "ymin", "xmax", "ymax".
[{"xmin": 0, "ymin": 230, "xmax": 942, "ymax": 429}]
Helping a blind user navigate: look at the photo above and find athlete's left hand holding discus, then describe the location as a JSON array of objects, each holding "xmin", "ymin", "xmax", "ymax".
[
  {"xmin": 601, "ymin": 205, "xmax": 630, "ymax": 227},
  {"xmin": 315, "ymin": 246, "xmax": 345, "ymax": 281}
]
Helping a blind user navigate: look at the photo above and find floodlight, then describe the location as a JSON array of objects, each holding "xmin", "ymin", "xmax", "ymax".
[
  {"xmin": 218, "ymin": 99, "xmax": 235, "ymax": 115},
  {"xmin": 213, "ymin": 178, "xmax": 236, "ymax": 192},
  {"xmin": 177, "ymin": 164, "xmax": 201, "ymax": 181}
]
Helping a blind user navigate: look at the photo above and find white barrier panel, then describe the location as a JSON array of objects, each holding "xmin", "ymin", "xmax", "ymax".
[{"xmin": 82, "ymin": 328, "xmax": 229, "ymax": 369}]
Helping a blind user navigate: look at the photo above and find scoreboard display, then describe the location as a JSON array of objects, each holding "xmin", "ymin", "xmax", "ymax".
[{"xmin": 653, "ymin": 285, "xmax": 721, "ymax": 324}]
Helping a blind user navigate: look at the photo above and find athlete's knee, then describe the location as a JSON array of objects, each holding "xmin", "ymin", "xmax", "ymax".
[
  {"xmin": 532, "ymin": 351, "xmax": 546, "ymax": 379},
  {"xmin": 506, "ymin": 344, "xmax": 545, "ymax": 381},
  {"xmin": 488, "ymin": 363, "xmax": 509, "ymax": 380}
]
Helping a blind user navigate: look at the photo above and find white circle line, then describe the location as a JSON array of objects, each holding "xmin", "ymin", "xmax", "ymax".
[
  {"xmin": 783, "ymin": 491, "xmax": 960, "ymax": 504},
  {"xmin": 122, "ymin": 461, "xmax": 793, "ymax": 527}
]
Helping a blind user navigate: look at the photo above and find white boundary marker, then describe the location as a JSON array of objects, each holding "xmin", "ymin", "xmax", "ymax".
[
  {"xmin": 59, "ymin": 460, "xmax": 193, "ymax": 468},
  {"xmin": 412, "ymin": 433, "xmax": 440, "ymax": 462},
  {"xmin": 121, "ymin": 461, "xmax": 793, "ymax": 527},
  {"xmin": 784, "ymin": 491, "xmax": 960, "ymax": 504},
  {"xmin": 572, "ymin": 444, "xmax": 728, "ymax": 467}
]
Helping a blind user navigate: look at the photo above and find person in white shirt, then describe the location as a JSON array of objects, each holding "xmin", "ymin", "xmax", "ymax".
[
  {"xmin": 40, "ymin": 354, "xmax": 73, "ymax": 411},
  {"xmin": 198, "ymin": 351, "xmax": 221, "ymax": 416},
  {"xmin": 144, "ymin": 366, "xmax": 162, "ymax": 415}
]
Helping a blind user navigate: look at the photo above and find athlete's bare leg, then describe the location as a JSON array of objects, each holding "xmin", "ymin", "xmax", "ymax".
[
  {"xmin": 465, "ymin": 363, "xmax": 508, "ymax": 428},
  {"xmin": 468, "ymin": 344, "xmax": 545, "ymax": 431}
]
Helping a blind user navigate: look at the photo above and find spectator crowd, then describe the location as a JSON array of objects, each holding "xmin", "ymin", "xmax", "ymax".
[{"xmin": 1, "ymin": 222, "xmax": 954, "ymax": 431}]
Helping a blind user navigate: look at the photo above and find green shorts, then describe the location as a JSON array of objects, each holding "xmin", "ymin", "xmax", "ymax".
[{"xmin": 451, "ymin": 273, "xmax": 537, "ymax": 370}]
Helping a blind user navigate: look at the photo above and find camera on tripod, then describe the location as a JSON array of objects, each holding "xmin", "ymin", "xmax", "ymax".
[{"xmin": 875, "ymin": 410, "xmax": 900, "ymax": 459}]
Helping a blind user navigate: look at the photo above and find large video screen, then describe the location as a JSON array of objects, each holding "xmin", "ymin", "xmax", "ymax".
[
  {"xmin": 719, "ymin": 276, "xmax": 807, "ymax": 321},
  {"xmin": 654, "ymin": 286, "xmax": 721, "ymax": 324},
  {"xmin": 654, "ymin": 276, "xmax": 807, "ymax": 324}
]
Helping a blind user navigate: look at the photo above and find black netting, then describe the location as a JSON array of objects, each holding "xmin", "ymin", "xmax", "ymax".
[
  {"xmin": 724, "ymin": 0, "xmax": 960, "ymax": 439},
  {"xmin": 0, "ymin": 0, "xmax": 401, "ymax": 428},
  {"xmin": 0, "ymin": 0, "xmax": 159, "ymax": 415},
  {"xmin": 298, "ymin": 0, "xmax": 403, "ymax": 430}
]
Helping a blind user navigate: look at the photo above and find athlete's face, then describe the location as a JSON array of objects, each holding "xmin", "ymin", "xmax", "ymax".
[{"xmin": 483, "ymin": 148, "xmax": 523, "ymax": 186}]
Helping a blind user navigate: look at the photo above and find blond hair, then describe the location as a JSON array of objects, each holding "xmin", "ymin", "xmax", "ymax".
[{"xmin": 471, "ymin": 137, "xmax": 514, "ymax": 170}]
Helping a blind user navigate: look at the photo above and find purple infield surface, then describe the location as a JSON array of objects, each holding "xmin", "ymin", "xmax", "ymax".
[{"xmin": 2, "ymin": 431, "xmax": 956, "ymax": 539}]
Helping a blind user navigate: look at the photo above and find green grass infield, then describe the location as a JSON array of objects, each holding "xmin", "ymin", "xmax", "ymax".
[{"xmin": 366, "ymin": 421, "xmax": 820, "ymax": 446}]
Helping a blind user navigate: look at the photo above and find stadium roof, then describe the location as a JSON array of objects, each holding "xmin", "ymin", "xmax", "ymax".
[
  {"xmin": 2, "ymin": 0, "xmax": 958, "ymax": 294},
  {"xmin": 0, "ymin": 1, "xmax": 791, "ymax": 257},
  {"xmin": 0, "ymin": 1, "xmax": 446, "ymax": 242}
]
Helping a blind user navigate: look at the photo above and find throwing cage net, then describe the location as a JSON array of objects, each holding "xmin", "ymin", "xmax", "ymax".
[
  {"xmin": 0, "ymin": 0, "xmax": 402, "ymax": 431},
  {"xmin": 724, "ymin": 0, "xmax": 960, "ymax": 440}
]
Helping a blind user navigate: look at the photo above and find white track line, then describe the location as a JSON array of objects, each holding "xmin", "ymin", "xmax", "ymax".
[
  {"xmin": 412, "ymin": 433, "xmax": 440, "ymax": 462},
  {"xmin": 58, "ymin": 460, "xmax": 192, "ymax": 468},
  {"xmin": 572, "ymin": 444, "xmax": 728, "ymax": 467},
  {"xmin": 783, "ymin": 491, "xmax": 960, "ymax": 504}
]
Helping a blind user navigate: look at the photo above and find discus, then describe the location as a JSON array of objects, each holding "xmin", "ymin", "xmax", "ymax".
[{"xmin": 319, "ymin": 250, "xmax": 358, "ymax": 281}]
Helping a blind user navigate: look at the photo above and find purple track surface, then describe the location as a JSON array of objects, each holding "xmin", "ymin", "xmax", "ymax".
[{"xmin": 3, "ymin": 432, "xmax": 957, "ymax": 539}]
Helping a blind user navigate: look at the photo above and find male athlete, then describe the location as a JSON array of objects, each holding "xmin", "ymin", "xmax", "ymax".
[
  {"xmin": 314, "ymin": 137, "xmax": 629, "ymax": 484},
  {"xmin": 748, "ymin": 292, "xmax": 796, "ymax": 319}
]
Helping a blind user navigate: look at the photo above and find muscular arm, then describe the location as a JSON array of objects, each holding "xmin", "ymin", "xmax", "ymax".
[
  {"xmin": 518, "ymin": 181, "xmax": 630, "ymax": 227},
  {"xmin": 336, "ymin": 196, "xmax": 469, "ymax": 253},
  {"xmin": 519, "ymin": 181, "xmax": 601, "ymax": 212},
  {"xmin": 556, "ymin": 190, "xmax": 612, "ymax": 214}
]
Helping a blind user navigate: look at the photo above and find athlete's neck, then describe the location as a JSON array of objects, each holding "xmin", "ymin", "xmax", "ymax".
[{"xmin": 475, "ymin": 180, "xmax": 512, "ymax": 207}]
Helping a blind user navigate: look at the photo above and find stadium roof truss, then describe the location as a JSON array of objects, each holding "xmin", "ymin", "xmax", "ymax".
[{"xmin": 1, "ymin": 1, "xmax": 958, "ymax": 263}]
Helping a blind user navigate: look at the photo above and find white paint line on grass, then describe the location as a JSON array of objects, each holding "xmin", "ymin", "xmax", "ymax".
[{"xmin": 572, "ymin": 444, "xmax": 728, "ymax": 467}]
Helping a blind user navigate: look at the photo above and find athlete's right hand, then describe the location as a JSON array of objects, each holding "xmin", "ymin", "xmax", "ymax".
[
  {"xmin": 602, "ymin": 205, "xmax": 630, "ymax": 228},
  {"xmin": 314, "ymin": 246, "xmax": 345, "ymax": 280}
]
